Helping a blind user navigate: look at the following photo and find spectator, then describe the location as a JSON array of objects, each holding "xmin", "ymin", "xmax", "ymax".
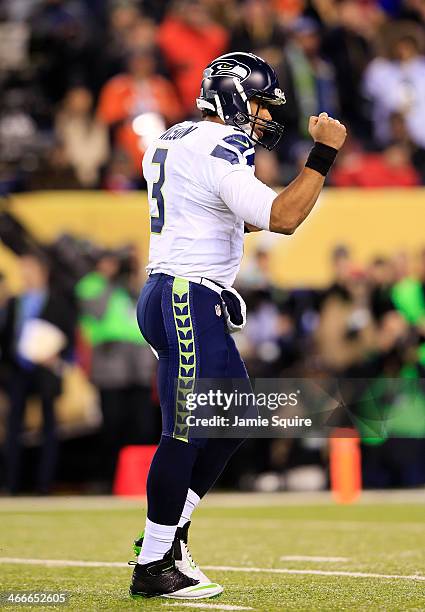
[
  {"xmin": 0, "ymin": 14, "xmax": 30, "ymax": 72},
  {"xmin": 276, "ymin": 16, "xmax": 339, "ymax": 152},
  {"xmin": 272, "ymin": 0, "xmax": 306, "ymax": 25},
  {"xmin": 321, "ymin": 0, "xmax": 374, "ymax": 140},
  {"xmin": 203, "ymin": 0, "xmax": 238, "ymax": 28},
  {"xmin": 400, "ymin": 0, "xmax": 425, "ymax": 23},
  {"xmin": 2, "ymin": 0, "xmax": 425, "ymax": 191},
  {"xmin": 0, "ymin": 251, "xmax": 76, "ymax": 494},
  {"xmin": 28, "ymin": 143, "xmax": 83, "ymax": 190},
  {"xmin": 75, "ymin": 251, "xmax": 157, "ymax": 491},
  {"xmin": 97, "ymin": 47, "xmax": 182, "ymax": 173},
  {"xmin": 392, "ymin": 250, "xmax": 410, "ymax": 282},
  {"xmin": 289, "ymin": 17, "xmax": 339, "ymax": 128},
  {"xmin": 237, "ymin": 250, "xmax": 298, "ymax": 375},
  {"xmin": 332, "ymin": 141, "xmax": 421, "ymax": 187},
  {"xmin": 97, "ymin": 3, "xmax": 150, "ymax": 82},
  {"xmin": 229, "ymin": 0, "xmax": 286, "ymax": 62},
  {"xmin": 157, "ymin": 0, "xmax": 228, "ymax": 116},
  {"xmin": 389, "ymin": 111, "xmax": 425, "ymax": 183},
  {"xmin": 237, "ymin": 247, "xmax": 276, "ymax": 291},
  {"xmin": 321, "ymin": 244, "xmax": 353, "ymax": 304},
  {"xmin": 363, "ymin": 27, "xmax": 425, "ymax": 149},
  {"xmin": 316, "ymin": 269, "xmax": 375, "ymax": 373},
  {"xmin": 55, "ymin": 87, "xmax": 109, "ymax": 188},
  {"xmin": 368, "ymin": 257, "xmax": 397, "ymax": 323},
  {"xmin": 126, "ymin": 16, "xmax": 158, "ymax": 52},
  {"xmin": 0, "ymin": 89, "xmax": 39, "ymax": 161},
  {"xmin": 104, "ymin": 151, "xmax": 140, "ymax": 192},
  {"xmin": 0, "ymin": 0, "xmax": 42, "ymax": 22},
  {"xmin": 29, "ymin": 0, "xmax": 100, "ymax": 106},
  {"xmin": 0, "ymin": 88, "xmax": 40, "ymax": 193}
]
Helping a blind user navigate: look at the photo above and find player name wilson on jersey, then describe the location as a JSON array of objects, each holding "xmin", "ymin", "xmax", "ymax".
[
  {"xmin": 159, "ymin": 124, "xmax": 199, "ymax": 140},
  {"xmin": 143, "ymin": 121, "xmax": 277, "ymax": 287}
]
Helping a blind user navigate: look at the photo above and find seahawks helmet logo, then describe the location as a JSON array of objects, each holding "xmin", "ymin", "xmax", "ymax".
[{"xmin": 204, "ymin": 59, "xmax": 251, "ymax": 82}]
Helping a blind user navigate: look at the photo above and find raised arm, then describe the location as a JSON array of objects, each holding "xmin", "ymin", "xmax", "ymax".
[{"xmin": 269, "ymin": 113, "xmax": 347, "ymax": 234}]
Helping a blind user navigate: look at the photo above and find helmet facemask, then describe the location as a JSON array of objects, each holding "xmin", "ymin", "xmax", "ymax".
[
  {"xmin": 228, "ymin": 79, "xmax": 283, "ymax": 150},
  {"xmin": 232, "ymin": 97, "xmax": 284, "ymax": 151}
]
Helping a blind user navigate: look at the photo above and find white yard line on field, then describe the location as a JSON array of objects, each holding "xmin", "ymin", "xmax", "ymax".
[
  {"xmin": 280, "ymin": 556, "xmax": 349, "ymax": 562},
  {"xmin": 202, "ymin": 566, "xmax": 425, "ymax": 582},
  {"xmin": 1, "ymin": 557, "xmax": 425, "ymax": 582},
  {"xmin": 162, "ymin": 604, "xmax": 253, "ymax": 611},
  {"xmin": 0, "ymin": 558, "xmax": 124, "ymax": 568}
]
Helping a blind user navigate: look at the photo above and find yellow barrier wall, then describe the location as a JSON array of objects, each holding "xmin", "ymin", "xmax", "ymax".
[
  {"xmin": 1, "ymin": 188, "xmax": 424, "ymax": 291},
  {"xmin": 1, "ymin": 191, "xmax": 150, "ymax": 292},
  {"xmin": 244, "ymin": 187, "xmax": 425, "ymax": 286}
]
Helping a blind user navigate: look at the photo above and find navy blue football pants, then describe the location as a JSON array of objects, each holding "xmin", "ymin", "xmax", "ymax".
[{"xmin": 137, "ymin": 273, "xmax": 247, "ymax": 524}]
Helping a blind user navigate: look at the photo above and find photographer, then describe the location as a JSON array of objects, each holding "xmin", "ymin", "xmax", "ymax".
[
  {"xmin": 0, "ymin": 251, "xmax": 76, "ymax": 494},
  {"xmin": 75, "ymin": 250, "xmax": 156, "ymax": 491}
]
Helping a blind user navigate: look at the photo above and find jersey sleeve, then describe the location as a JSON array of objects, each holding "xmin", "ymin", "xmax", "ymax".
[
  {"xmin": 200, "ymin": 131, "xmax": 277, "ymax": 231},
  {"xmin": 218, "ymin": 170, "xmax": 277, "ymax": 230}
]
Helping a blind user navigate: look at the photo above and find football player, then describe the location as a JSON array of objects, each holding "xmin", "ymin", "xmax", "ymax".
[{"xmin": 129, "ymin": 51, "xmax": 346, "ymax": 600}]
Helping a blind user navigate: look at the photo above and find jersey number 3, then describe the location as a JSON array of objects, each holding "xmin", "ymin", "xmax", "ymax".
[{"xmin": 150, "ymin": 148, "xmax": 168, "ymax": 234}]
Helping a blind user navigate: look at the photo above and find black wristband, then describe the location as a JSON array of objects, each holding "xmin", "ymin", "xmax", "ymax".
[{"xmin": 305, "ymin": 142, "xmax": 338, "ymax": 176}]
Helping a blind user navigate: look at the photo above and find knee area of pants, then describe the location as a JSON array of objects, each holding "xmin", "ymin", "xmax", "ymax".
[{"xmin": 159, "ymin": 435, "xmax": 200, "ymax": 453}]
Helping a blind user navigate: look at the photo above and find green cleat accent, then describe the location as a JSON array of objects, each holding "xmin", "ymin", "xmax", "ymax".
[
  {"xmin": 133, "ymin": 531, "xmax": 144, "ymax": 557},
  {"xmin": 187, "ymin": 583, "xmax": 221, "ymax": 592}
]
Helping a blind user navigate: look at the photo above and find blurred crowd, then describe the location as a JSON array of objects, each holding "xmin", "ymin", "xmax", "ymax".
[
  {"xmin": 233, "ymin": 243, "xmax": 425, "ymax": 490},
  {"xmin": 1, "ymin": 234, "xmax": 425, "ymax": 494},
  {"xmin": 1, "ymin": 0, "xmax": 425, "ymax": 193},
  {"xmin": 0, "ymin": 233, "xmax": 158, "ymax": 494}
]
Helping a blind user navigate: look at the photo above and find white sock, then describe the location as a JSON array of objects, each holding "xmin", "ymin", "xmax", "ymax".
[
  {"xmin": 138, "ymin": 518, "xmax": 177, "ymax": 565},
  {"xmin": 178, "ymin": 488, "xmax": 201, "ymax": 528}
]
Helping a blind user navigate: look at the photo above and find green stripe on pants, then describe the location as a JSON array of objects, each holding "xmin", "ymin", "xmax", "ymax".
[{"xmin": 172, "ymin": 277, "xmax": 196, "ymax": 442}]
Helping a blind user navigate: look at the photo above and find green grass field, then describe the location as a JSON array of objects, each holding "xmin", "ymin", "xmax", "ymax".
[{"xmin": 0, "ymin": 492, "xmax": 424, "ymax": 611}]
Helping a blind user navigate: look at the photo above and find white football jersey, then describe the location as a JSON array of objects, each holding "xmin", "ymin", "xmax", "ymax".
[{"xmin": 143, "ymin": 120, "xmax": 277, "ymax": 287}]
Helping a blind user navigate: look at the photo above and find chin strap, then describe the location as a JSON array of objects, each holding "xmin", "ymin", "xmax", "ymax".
[
  {"xmin": 248, "ymin": 99, "xmax": 261, "ymax": 142},
  {"xmin": 214, "ymin": 93, "xmax": 225, "ymax": 122},
  {"xmin": 233, "ymin": 77, "xmax": 252, "ymax": 120}
]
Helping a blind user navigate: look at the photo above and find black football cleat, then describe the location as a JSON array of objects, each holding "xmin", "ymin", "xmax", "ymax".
[
  {"xmin": 129, "ymin": 547, "xmax": 220, "ymax": 599},
  {"xmin": 133, "ymin": 523, "xmax": 223, "ymax": 598}
]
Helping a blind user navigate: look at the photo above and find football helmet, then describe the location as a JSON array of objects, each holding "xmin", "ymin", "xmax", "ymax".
[{"xmin": 196, "ymin": 52, "xmax": 286, "ymax": 150}]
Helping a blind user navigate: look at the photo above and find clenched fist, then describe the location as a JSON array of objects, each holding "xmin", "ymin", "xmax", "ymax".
[{"xmin": 308, "ymin": 112, "xmax": 347, "ymax": 150}]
